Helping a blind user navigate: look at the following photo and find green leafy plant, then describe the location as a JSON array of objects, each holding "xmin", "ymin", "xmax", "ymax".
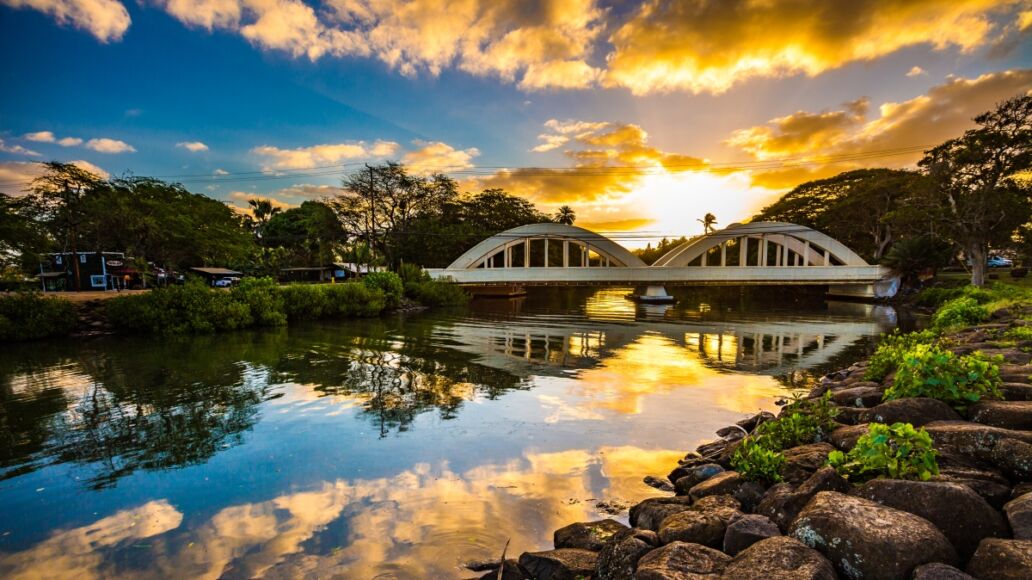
[
  {"xmin": 362, "ymin": 271, "xmax": 404, "ymax": 309},
  {"xmin": 755, "ymin": 391, "xmax": 840, "ymax": 450},
  {"xmin": 864, "ymin": 329, "xmax": 938, "ymax": 381},
  {"xmin": 231, "ymin": 277, "xmax": 287, "ymax": 327},
  {"xmin": 404, "ymin": 279, "xmax": 469, "ymax": 307},
  {"xmin": 883, "ymin": 343, "xmax": 1003, "ymax": 411},
  {"xmin": 1005, "ymin": 325, "xmax": 1032, "ymax": 342},
  {"xmin": 931, "ymin": 296, "xmax": 989, "ymax": 330},
  {"xmin": 730, "ymin": 437, "xmax": 785, "ymax": 484},
  {"xmin": 0, "ymin": 291, "xmax": 77, "ymax": 341},
  {"xmin": 827, "ymin": 422, "xmax": 939, "ymax": 481}
]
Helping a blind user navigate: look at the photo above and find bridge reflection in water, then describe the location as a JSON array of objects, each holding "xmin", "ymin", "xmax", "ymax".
[{"xmin": 446, "ymin": 289, "xmax": 896, "ymax": 379}]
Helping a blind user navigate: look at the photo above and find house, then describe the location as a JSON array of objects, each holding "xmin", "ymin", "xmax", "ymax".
[
  {"xmin": 279, "ymin": 264, "xmax": 349, "ymax": 283},
  {"xmin": 37, "ymin": 251, "xmax": 127, "ymax": 291},
  {"xmin": 189, "ymin": 267, "xmax": 244, "ymax": 287}
]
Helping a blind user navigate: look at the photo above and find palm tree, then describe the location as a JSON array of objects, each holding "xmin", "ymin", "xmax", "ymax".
[
  {"xmin": 248, "ymin": 198, "xmax": 280, "ymax": 239},
  {"xmin": 554, "ymin": 206, "xmax": 576, "ymax": 225},
  {"xmin": 698, "ymin": 213, "xmax": 717, "ymax": 234}
]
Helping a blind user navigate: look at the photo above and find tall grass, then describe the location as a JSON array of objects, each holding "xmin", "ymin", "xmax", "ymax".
[{"xmin": 0, "ymin": 292, "xmax": 77, "ymax": 341}]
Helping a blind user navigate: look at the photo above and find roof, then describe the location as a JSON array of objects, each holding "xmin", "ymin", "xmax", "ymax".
[
  {"xmin": 190, "ymin": 267, "xmax": 243, "ymax": 276},
  {"xmin": 36, "ymin": 271, "xmax": 66, "ymax": 278}
]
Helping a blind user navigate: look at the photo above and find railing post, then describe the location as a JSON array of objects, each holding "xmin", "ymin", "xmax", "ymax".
[
  {"xmin": 740, "ymin": 237, "xmax": 747, "ymax": 266},
  {"xmin": 721, "ymin": 242, "xmax": 727, "ymax": 266},
  {"xmin": 525, "ymin": 239, "xmax": 530, "ymax": 268},
  {"xmin": 803, "ymin": 241, "xmax": 810, "ymax": 266},
  {"xmin": 563, "ymin": 240, "xmax": 569, "ymax": 268},
  {"xmin": 544, "ymin": 238, "xmax": 549, "ymax": 268}
]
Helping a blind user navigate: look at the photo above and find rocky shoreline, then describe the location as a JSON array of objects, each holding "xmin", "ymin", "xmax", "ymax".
[{"xmin": 473, "ymin": 311, "xmax": 1032, "ymax": 579}]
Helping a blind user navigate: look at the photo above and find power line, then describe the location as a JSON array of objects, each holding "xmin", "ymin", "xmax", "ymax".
[{"xmin": 0, "ymin": 144, "xmax": 934, "ymax": 189}]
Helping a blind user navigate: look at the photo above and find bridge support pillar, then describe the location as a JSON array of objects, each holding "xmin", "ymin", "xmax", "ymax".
[{"xmin": 627, "ymin": 285, "xmax": 676, "ymax": 304}]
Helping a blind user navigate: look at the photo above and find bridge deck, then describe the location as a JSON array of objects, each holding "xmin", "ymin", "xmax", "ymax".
[{"xmin": 426, "ymin": 265, "xmax": 892, "ymax": 286}]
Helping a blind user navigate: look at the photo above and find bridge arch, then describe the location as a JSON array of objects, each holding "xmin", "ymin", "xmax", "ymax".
[
  {"xmin": 445, "ymin": 223, "xmax": 647, "ymax": 270},
  {"xmin": 653, "ymin": 222, "xmax": 869, "ymax": 268}
]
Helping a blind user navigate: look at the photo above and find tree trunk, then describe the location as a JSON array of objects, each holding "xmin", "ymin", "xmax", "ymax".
[{"xmin": 968, "ymin": 241, "xmax": 987, "ymax": 287}]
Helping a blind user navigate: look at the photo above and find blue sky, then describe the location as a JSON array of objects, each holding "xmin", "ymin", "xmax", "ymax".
[{"xmin": 1, "ymin": 0, "xmax": 1030, "ymax": 237}]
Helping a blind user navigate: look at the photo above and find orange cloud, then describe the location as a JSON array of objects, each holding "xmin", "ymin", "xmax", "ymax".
[
  {"xmin": 604, "ymin": 0, "xmax": 1025, "ymax": 95},
  {"xmin": 401, "ymin": 140, "xmax": 479, "ymax": 174},
  {"xmin": 2, "ymin": 0, "xmax": 131, "ymax": 42},
  {"xmin": 251, "ymin": 140, "xmax": 399, "ymax": 170}
]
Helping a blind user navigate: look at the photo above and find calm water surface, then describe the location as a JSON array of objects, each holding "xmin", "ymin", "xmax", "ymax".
[{"xmin": 0, "ymin": 288, "xmax": 901, "ymax": 578}]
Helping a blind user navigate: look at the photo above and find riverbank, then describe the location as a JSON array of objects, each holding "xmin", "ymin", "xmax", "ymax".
[
  {"xmin": 0, "ymin": 273, "xmax": 466, "ymax": 341},
  {"xmin": 484, "ymin": 284, "xmax": 1032, "ymax": 579}
]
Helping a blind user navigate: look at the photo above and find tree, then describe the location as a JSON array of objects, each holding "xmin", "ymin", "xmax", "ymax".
[
  {"xmin": 918, "ymin": 95, "xmax": 1032, "ymax": 286},
  {"xmin": 246, "ymin": 198, "xmax": 281, "ymax": 239},
  {"xmin": 554, "ymin": 205, "xmax": 576, "ymax": 225},
  {"xmin": 753, "ymin": 168, "xmax": 931, "ymax": 262},
  {"xmin": 881, "ymin": 236, "xmax": 954, "ymax": 286},
  {"xmin": 698, "ymin": 213, "xmax": 717, "ymax": 234},
  {"xmin": 634, "ymin": 236, "xmax": 691, "ymax": 265},
  {"xmin": 0, "ymin": 193, "xmax": 49, "ymax": 273},
  {"xmin": 25, "ymin": 162, "xmax": 106, "ymax": 289},
  {"xmin": 263, "ymin": 201, "xmax": 347, "ymax": 266}
]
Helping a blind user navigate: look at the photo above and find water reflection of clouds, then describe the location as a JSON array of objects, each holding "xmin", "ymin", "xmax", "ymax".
[{"xmin": 0, "ymin": 447, "xmax": 683, "ymax": 579}]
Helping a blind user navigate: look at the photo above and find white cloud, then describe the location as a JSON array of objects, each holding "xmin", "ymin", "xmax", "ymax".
[
  {"xmin": 0, "ymin": 139, "xmax": 40, "ymax": 157},
  {"xmin": 85, "ymin": 137, "xmax": 135, "ymax": 153},
  {"xmin": 57, "ymin": 136, "xmax": 83, "ymax": 146},
  {"xmin": 1, "ymin": 0, "xmax": 131, "ymax": 42},
  {"xmin": 23, "ymin": 131, "xmax": 56, "ymax": 143},
  {"xmin": 907, "ymin": 66, "xmax": 927, "ymax": 77},
  {"xmin": 251, "ymin": 140, "xmax": 399, "ymax": 170},
  {"xmin": 177, "ymin": 141, "xmax": 210, "ymax": 152},
  {"xmin": 214, "ymin": 168, "xmax": 230, "ymax": 175},
  {"xmin": 401, "ymin": 140, "xmax": 479, "ymax": 174}
]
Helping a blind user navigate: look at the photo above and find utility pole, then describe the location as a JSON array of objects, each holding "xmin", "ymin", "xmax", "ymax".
[
  {"xmin": 366, "ymin": 164, "xmax": 375, "ymax": 270},
  {"xmin": 65, "ymin": 179, "xmax": 82, "ymax": 291}
]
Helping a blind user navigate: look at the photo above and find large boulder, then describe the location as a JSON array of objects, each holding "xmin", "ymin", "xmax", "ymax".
[
  {"xmin": 722, "ymin": 514, "xmax": 780, "ymax": 556},
  {"xmin": 657, "ymin": 495, "xmax": 741, "ymax": 548},
  {"xmin": 860, "ymin": 398, "xmax": 962, "ymax": 426},
  {"xmin": 933, "ymin": 465, "xmax": 1014, "ymax": 509},
  {"xmin": 965, "ymin": 539, "xmax": 1032, "ymax": 580},
  {"xmin": 856, "ymin": 479, "xmax": 1009, "ymax": 560},
  {"xmin": 674, "ymin": 464, "xmax": 725, "ymax": 495},
  {"xmin": 630, "ymin": 496, "xmax": 695, "ymax": 532},
  {"xmin": 478, "ymin": 559, "xmax": 530, "ymax": 580},
  {"xmin": 755, "ymin": 467, "xmax": 850, "ymax": 532},
  {"xmin": 780, "ymin": 443, "xmax": 836, "ymax": 485},
  {"xmin": 828, "ymin": 424, "xmax": 869, "ymax": 450},
  {"xmin": 924, "ymin": 421, "xmax": 1032, "ymax": 457},
  {"xmin": 689, "ymin": 471, "xmax": 765, "ymax": 511},
  {"xmin": 720, "ymin": 536, "xmax": 836, "ymax": 580},
  {"xmin": 789, "ymin": 491, "xmax": 957, "ymax": 579},
  {"xmin": 911, "ymin": 563, "xmax": 974, "ymax": 579},
  {"xmin": 1004, "ymin": 493, "xmax": 1032, "ymax": 540},
  {"xmin": 634, "ymin": 542, "xmax": 730, "ymax": 579},
  {"xmin": 831, "ymin": 386, "xmax": 884, "ymax": 408},
  {"xmin": 968, "ymin": 400, "xmax": 1032, "ymax": 430},
  {"xmin": 554, "ymin": 519, "xmax": 629, "ymax": 551},
  {"xmin": 1001, "ymin": 382, "xmax": 1032, "ymax": 401},
  {"xmin": 988, "ymin": 437, "xmax": 1032, "ymax": 480},
  {"xmin": 518, "ymin": 549, "xmax": 598, "ymax": 580},
  {"xmin": 596, "ymin": 528, "xmax": 658, "ymax": 580}
]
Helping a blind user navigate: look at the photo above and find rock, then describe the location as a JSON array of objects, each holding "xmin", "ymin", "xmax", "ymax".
[
  {"xmin": 833, "ymin": 406, "xmax": 866, "ymax": 425},
  {"xmin": 634, "ymin": 542, "xmax": 730, "ymax": 579},
  {"xmin": 696, "ymin": 439, "xmax": 730, "ymax": 459},
  {"xmin": 644, "ymin": 475, "xmax": 675, "ymax": 493},
  {"xmin": 966, "ymin": 539, "xmax": 1032, "ymax": 580},
  {"xmin": 1004, "ymin": 493, "xmax": 1032, "ymax": 540},
  {"xmin": 554, "ymin": 519, "xmax": 629, "ymax": 551},
  {"xmin": 924, "ymin": 421, "xmax": 1032, "ymax": 460},
  {"xmin": 1002, "ymin": 382, "xmax": 1032, "ymax": 401},
  {"xmin": 596, "ymin": 528, "xmax": 658, "ymax": 580},
  {"xmin": 689, "ymin": 471, "xmax": 765, "ymax": 511},
  {"xmin": 828, "ymin": 423, "xmax": 869, "ymax": 450},
  {"xmin": 755, "ymin": 467, "xmax": 850, "ymax": 532},
  {"xmin": 860, "ymin": 398, "xmax": 962, "ymax": 426},
  {"xmin": 856, "ymin": 479, "xmax": 1008, "ymax": 560},
  {"xmin": 735, "ymin": 411, "xmax": 776, "ymax": 433},
  {"xmin": 722, "ymin": 514, "xmax": 780, "ymax": 556},
  {"xmin": 673, "ymin": 464, "xmax": 725, "ymax": 496},
  {"xmin": 518, "ymin": 548, "xmax": 598, "ymax": 580},
  {"xmin": 1013, "ymin": 482, "xmax": 1032, "ymax": 497},
  {"xmin": 631, "ymin": 496, "xmax": 695, "ymax": 531},
  {"xmin": 989, "ymin": 437, "xmax": 1032, "ymax": 480},
  {"xmin": 911, "ymin": 563, "xmax": 974, "ymax": 579},
  {"xmin": 968, "ymin": 400, "xmax": 1032, "ymax": 430},
  {"xmin": 831, "ymin": 386, "xmax": 884, "ymax": 408},
  {"xmin": 721, "ymin": 536, "xmax": 836, "ymax": 580},
  {"xmin": 975, "ymin": 349, "xmax": 1032, "ymax": 365},
  {"xmin": 933, "ymin": 466, "xmax": 1013, "ymax": 509},
  {"xmin": 780, "ymin": 443, "xmax": 836, "ymax": 485},
  {"xmin": 789, "ymin": 491, "xmax": 957, "ymax": 579},
  {"xmin": 478, "ymin": 559, "xmax": 530, "ymax": 580},
  {"xmin": 657, "ymin": 495, "xmax": 740, "ymax": 548}
]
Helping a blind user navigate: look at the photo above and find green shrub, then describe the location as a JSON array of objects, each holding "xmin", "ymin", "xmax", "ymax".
[
  {"xmin": 752, "ymin": 391, "xmax": 840, "ymax": 451},
  {"xmin": 730, "ymin": 437, "xmax": 785, "ymax": 484},
  {"xmin": 864, "ymin": 329, "xmax": 938, "ymax": 381},
  {"xmin": 405, "ymin": 279, "xmax": 469, "ymax": 307},
  {"xmin": 398, "ymin": 262, "xmax": 429, "ymax": 284},
  {"xmin": 883, "ymin": 344, "xmax": 1002, "ymax": 411},
  {"xmin": 107, "ymin": 282, "xmax": 251, "ymax": 335},
  {"xmin": 322, "ymin": 282, "xmax": 385, "ymax": 317},
  {"xmin": 279, "ymin": 283, "xmax": 330, "ymax": 320},
  {"xmin": 362, "ymin": 271, "xmax": 403, "ymax": 309},
  {"xmin": 231, "ymin": 277, "xmax": 286, "ymax": 326},
  {"xmin": 0, "ymin": 292, "xmax": 77, "ymax": 341},
  {"xmin": 1005, "ymin": 325, "xmax": 1032, "ymax": 342},
  {"xmin": 931, "ymin": 296, "xmax": 989, "ymax": 330},
  {"xmin": 827, "ymin": 422, "xmax": 939, "ymax": 481}
]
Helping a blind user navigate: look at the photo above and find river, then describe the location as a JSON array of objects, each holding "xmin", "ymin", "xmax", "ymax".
[{"xmin": 0, "ymin": 287, "xmax": 903, "ymax": 578}]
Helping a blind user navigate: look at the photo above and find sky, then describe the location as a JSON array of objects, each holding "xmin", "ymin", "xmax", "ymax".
[{"xmin": 1, "ymin": 0, "xmax": 1031, "ymax": 245}]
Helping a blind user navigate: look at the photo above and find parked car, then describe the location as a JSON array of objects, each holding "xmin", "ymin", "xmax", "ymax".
[
  {"xmin": 988, "ymin": 255, "xmax": 1014, "ymax": 268},
  {"xmin": 213, "ymin": 278, "xmax": 234, "ymax": 287}
]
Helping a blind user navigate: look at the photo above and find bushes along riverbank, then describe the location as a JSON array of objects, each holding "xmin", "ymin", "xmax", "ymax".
[{"xmin": 486, "ymin": 283, "xmax": 1032, "ymax": 580}]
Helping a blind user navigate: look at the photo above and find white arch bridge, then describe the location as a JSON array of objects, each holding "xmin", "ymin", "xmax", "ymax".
[{"xmin": 426, "ymin": 222, "xmax": 899, "ymax": 299}]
